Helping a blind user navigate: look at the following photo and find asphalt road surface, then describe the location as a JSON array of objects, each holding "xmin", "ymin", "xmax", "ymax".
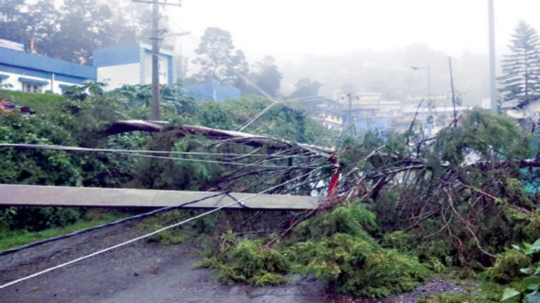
[{"xmin": 0, "ymin": 220, "xmax": 466, "ymax": 303}]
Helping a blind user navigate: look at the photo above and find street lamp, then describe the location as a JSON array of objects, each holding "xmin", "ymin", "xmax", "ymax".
[{"xmin": 411, "ymin": 65, "xmax": 431, "ymax": 101}]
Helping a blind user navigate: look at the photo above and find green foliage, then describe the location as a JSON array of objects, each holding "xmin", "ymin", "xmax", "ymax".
[
  {"xmin": 190, "ymin": 27, "xmax": 248, "ymax": 87},
  {"xmin": 381, "ymin": 230, "xmax": 414, "ymax": 252},
  {"xmin": 498, "ymin": 20, "xmax": 540, "ymax": 105},
  {"xmin": 291, "ymin": 202, "xmax": 378, "ymax": 242},
  {"xmin": 290, "ymin": 78, "xmax": 323, "ymax": 98},
  {"xmin": 436, "ymin": 108, "xmax": 529, "ymax": 165},
  {"xmin": 289, "ymin": 233, "xmax": 429, "ymax": 297},
  {"xmin": 197, "ymin": 204, "xmax": 430, "ymax": 298},
  {"xmin": 195, "ymin": 231, "xmax": 288, "ymax": 286},
  {"xmin": 0, "ymin": 210, "xmax": 125, "ymax": 250},
  {"xmin": 485, "ymin": 250, "xmax": 531, "ymax": 283},
  {"xmin": 146, "ymin": 230, "xmax": 188, "ymax": 245},
  {"xmin": 485, "ymin": 238, "xmax": 540, "ymax": 302}
]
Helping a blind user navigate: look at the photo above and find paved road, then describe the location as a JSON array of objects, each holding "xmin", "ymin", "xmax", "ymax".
[
  {"xmin": 0, "ymin": 222, "xmax": 336, "ymax": 303},
  {"xmin": 0, "ymin": 220, "xmax": 463, "ymax": 303}
]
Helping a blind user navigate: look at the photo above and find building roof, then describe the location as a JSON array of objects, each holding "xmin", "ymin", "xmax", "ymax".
[
  {"xmin": 92, "ymin": 44, "xmax": 175, "ymax": 68},
  {"xmin": 182, "ymin": 80, "xmax": 240, "ymax": 102},
  {"xmin": 402, "ymin": 106, "xmax": 471, "ymax": 114},
  {"xmin": 0, "ymin": 47, "xmax": 96, "ymax": 80}
]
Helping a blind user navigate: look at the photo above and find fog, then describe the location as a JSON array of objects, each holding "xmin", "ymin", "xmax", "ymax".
[
  {"xmin": 7, "ymin": 0, "xmax": 540, "ymax": 105},
  {"xmin": 159, "ymin": 0, "xmax": 539, "ymax": 102}
]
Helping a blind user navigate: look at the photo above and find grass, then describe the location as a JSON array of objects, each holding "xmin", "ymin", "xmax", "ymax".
[
  {"xmin": 0, "ymin": 90, "xmax": 65, "ymax": 115},
  {"xmin": 0, "ymin": 213, "xmax": 123, "ymax": 251}
]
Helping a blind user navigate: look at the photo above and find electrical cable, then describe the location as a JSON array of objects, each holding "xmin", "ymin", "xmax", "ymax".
[
  {"xmin": 0, "ymin": 192, "xmax": 229, "ymax": 257},
  {"xmin": 0, "ymin": 143, "xmax": 313, "ymax": 158},
  {"xmin": 0, "ymin": 165, "xmax": 326, "ymax": 290},
  {"xmin": 116, "ymin": 152, "xmax": 319, "ymax": 169},
  {"xmin": 0, "ymin": 144, "xmax": 319, "ymax": 169}
]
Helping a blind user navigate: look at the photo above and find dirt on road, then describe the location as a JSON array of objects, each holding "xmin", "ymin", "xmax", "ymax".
[{"xmin": 0, "ymin": 220, "xmax": 466, "ymax": 303}]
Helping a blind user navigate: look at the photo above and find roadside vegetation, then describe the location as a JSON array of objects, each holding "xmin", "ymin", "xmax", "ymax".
[{"xmin": 1, "ymin": 86, "xmax": 540, "ymax": 301}]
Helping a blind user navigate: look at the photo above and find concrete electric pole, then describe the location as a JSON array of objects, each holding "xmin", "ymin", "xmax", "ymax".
[
  {"xmin": 341, "ymin": 93, "xmax": 359, "ymax": 135},
  {"xmin": 488, "ymin": 0, "xmax": 498, "ymax": 114},
  {"xmin": 133, "ymin": 0, "xmax": 182, "ymax": 121}
]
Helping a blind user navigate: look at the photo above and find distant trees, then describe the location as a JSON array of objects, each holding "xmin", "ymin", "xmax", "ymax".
[
  {"xmin": 252, "ymin": 56, "xmax": 283, "ymax": 98},
  {"xmin": 290, "ymin": 78, "xmax": 323, "ymax": 98},
  {"xmin": 190, "ymin": 28, "xmax": 249, "ymax": 86},
  {"xmin": 498, "ymin": 20, "xmax": 540, "ymax": 106},
  {"xmin": 0, "ymin": 0, "xmax": 141, "ymax": 64},
  {"xmin": 190, "ymin": 28, "xmax": 283, "ymax": 97}
]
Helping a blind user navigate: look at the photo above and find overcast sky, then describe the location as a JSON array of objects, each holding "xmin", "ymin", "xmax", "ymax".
[{"xmin": 160, "ymin": 0, "xmax": 540, "ymax": 62}]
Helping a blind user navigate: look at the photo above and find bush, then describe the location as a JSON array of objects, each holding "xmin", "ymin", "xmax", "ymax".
[
  {"xmin": 4, "ymin": 206, "xmax": 82, "ymax": 231},
  {"xmin": 484, "ymin": 249, "xmax": 530, "ymax": 283},
  {"xmin": 196, "ymin": 203, "xmax": 430, "ymax": 298},
  {"xmin": 289, "ymin": 233, "xmax": 429, "ymax": 297},
  {"xmin": 195, "ymin": 231, "xmax": 288, "ymax": 286},
  {"xmin": 381, "ymin": 230, "xmax": 414, "ymax": 252}
]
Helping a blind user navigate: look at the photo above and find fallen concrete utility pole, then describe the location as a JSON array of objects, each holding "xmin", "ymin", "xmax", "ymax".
[
  {"xmin": 103, "ymin": 120, "xmax": 336, "ymax": 158},
  {"xmin": 0, "ymin": 184, "xmax": 320, "ymax": 210}
]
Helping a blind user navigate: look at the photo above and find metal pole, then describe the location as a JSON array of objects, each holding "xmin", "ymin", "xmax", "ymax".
[
  {"xmin": 348, "ymin": 93, "xmax": 354, "ymax": 135},
  {"xmin": 449, "ymin": 57, "xmax": 456, "ymax": 121},
  {"xmin": 427, "ymin": 65, "xmax": 431, "ymax": 101},
  {"xmin": 488, "ymin": 0, "xmax": 498, "ymax": 114},
  {"xmin": 151, "ymin": 0, "xmax": 161, "ymax": 121}
]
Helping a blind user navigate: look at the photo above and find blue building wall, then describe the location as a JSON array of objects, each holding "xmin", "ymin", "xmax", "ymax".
[
  {"xmin": 0, "ymin": 47, "xmax": 96, "ymax": 81},
  {"xmin": 182, "ymin": 80, "xmax": 241, "ymax": 102}
]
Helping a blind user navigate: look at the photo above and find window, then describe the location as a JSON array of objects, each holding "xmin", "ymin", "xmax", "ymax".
[{"xmin": 22, "ymin": 83, "xmax": 42, "ymax": 93}]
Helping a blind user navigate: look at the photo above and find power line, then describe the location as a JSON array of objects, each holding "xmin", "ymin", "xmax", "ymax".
[
  {"xmin": 0, "ymin": 143, "xmax": 313, "ymax": 158},
  {"xmin": 0, "ymin": 191, "xmax": 229, "ymax": 257},
  {"xmin": 0, "ymin": 166, "xmax": 326, "ymax": 290},
  {"xmin": 0, "ymin": 143, "xmax": 319, "ymax": 169},
  {"xmin": 237, "ymin": 101, "xmax": 279, "ymax": 131}
]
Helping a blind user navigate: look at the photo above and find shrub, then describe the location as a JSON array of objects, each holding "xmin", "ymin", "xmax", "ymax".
[
  {"xmin": 196, "ymin": 203, "xmax": 430, "ymax": 298},
  {"xmin": 195, "ymin": 231, "xmax": 289, "ymax": 286},
  {"xmin": 289, "ymin": 233, "xmax": 429, "ymax": 298},
  {"xmin": 381, "ymin": 230, "xmax": 414, "ymax": 252},
  {"xmin": 484, "ymin": 249, "xmax": 530, "ymax": 283}
]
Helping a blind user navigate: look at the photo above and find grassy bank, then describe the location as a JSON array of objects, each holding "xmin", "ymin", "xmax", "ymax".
[{"xmin": 0, "ymin": 212, "xmax": 125, "ymax": 251}]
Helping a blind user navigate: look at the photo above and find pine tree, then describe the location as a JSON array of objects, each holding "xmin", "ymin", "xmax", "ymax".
[{"xmin": 499, "ymin": 20, "xmax": 540, "ymax": 106}]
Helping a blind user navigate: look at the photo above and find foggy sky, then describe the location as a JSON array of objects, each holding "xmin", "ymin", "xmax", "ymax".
[{"xmin": 163, "ymin": 0, "xmax": 540, "ymax": 62}]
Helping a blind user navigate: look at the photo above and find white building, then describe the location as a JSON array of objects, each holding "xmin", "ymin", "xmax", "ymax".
[
  {"xmin": 0, "ymin": 41, "xmax": 176, "ymax": 94},
  {"xmin": 93, "ymin": 44, "xmax": 176, "ymax": 91},
  {"xmin": 0, "ymin": 41, "xmax": 95, "ymax": 94}
]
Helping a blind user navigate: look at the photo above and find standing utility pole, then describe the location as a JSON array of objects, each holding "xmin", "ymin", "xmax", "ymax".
[
  {"xmin": 133, "ymin": 0, "xmax": 182, "ymax": 121},
  {"xmin": 449, "ymin": 57, "xmax": 457, "ymax": 122},
  {"xmin": 151, "ymin": 0, "xmax": 160, "ymax": 121},
  {"xmin": 341, "ymin": 93, "xmax": 358, "ymax": 136},
  {"xmin": 488, "ymin": 0, "xmax": 498, "ymax": 114}
]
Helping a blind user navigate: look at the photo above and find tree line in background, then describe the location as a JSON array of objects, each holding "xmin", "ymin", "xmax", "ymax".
[
  {"xmin": 499, "ymin": 20, "xmax": 540, "ymax": 108},
  {"xmin": 0, "ymin": 0, "xmax": 140, "ymax": 64}
]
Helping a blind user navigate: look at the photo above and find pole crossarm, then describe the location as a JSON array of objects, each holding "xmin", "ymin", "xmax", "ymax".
[{"xmin": 132, "ymin": 0, "xmax": 181, "ymax": 6}]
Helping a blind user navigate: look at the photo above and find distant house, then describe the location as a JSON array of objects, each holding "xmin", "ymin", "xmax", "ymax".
[
  {"xmin": 501, "ymin": 99, "xmax": 540, "ymax": 127},
  {"xmin": 93, "ymin": 44, "xmax": 176, "ymax": 91},
  {"xmin": 182, "ymin": 80, "xmax": 241, "ymax": 102},
  {"xmin": 0, "ymin": 40, "xmax": 176, "ymax": 94},
  {"xmin": 355, "ymin": 117, "xmax": 389, "ymax": 132},
  {"xmin": 294, "ymin": 96, "xmax": 344, "ymax": 130},
  {"xmin": 0, "ymin": 42, "xmax": 96, "ymax": 94}
]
